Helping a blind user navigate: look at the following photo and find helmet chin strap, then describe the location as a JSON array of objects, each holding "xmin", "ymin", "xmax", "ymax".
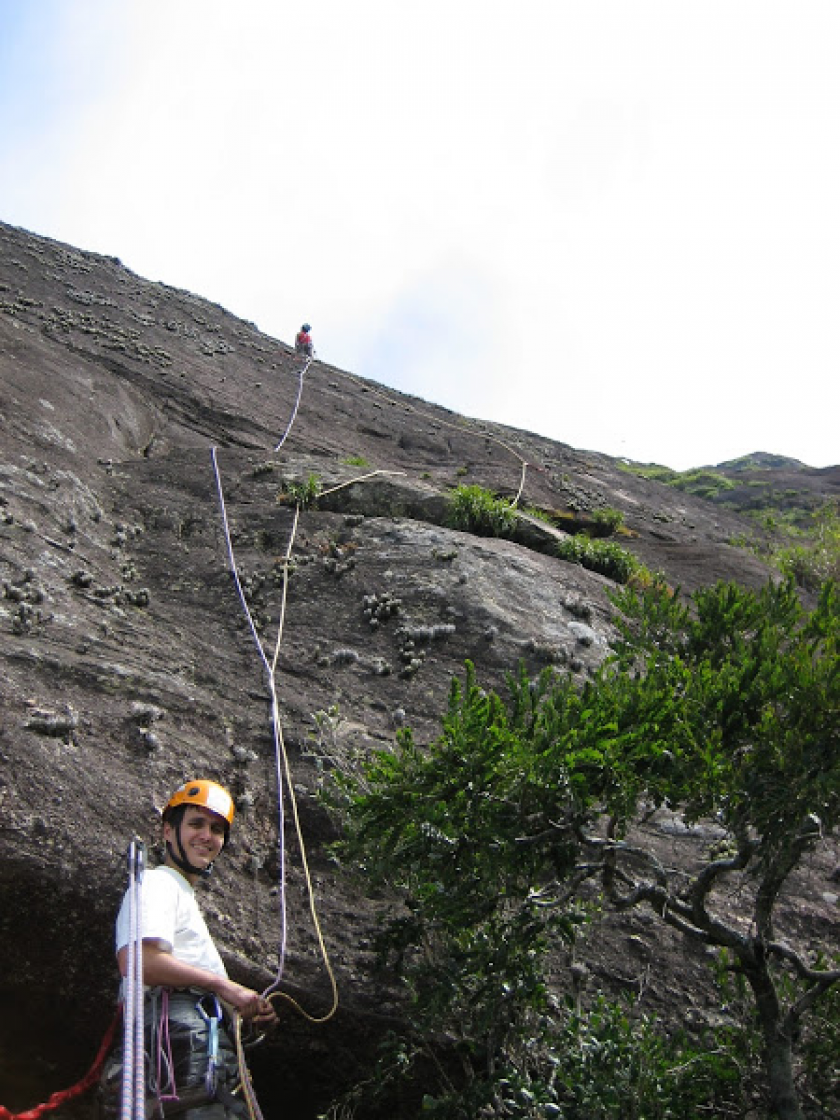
[{"xmin": 166, "ymin": 822, "xmax": 214, "ymax": 879}]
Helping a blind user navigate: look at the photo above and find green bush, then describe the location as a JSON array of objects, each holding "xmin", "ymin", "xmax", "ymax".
[
  {"xmin": 281, "ymin": 472, "xmax": 321, "ymax": 509},
  {"xmin": 522, "ymin": 505, "xmax": 553, "ymax": 524},
  {"xmin": 557, "ymin": 534, "xmax": 643, "ymax": 584},
  {"xmin": 772, "ymin": 503, "xmax": 840, "ymax": 591},
  {"xmin": 619, "ymin": 462, "xmax": 678, "ymax": 485},
  {"xmin": 798, "ymin": 964, "xmax": 840, "ymax": 1113},
  {"xmin": 671, "ymin": 469, "xmax": 734, "ymax": 499},
  {"xmin": 548, "ymin": 997, "xmax": 743, "ymax": 1120},
  {"xmin": 591, "ymin": 507, "xmax": 624, "ymax": 534},
  {"xmin": 621, "ymin": 463, "xmax": 734, "ymax": 501},
  {"xmin": 447, "ymin": 484, "xmax": 518, "ymax": 538},
  {"xmin": 323, "ymin": 993, "xmax": 742, "ymax": 1120}
]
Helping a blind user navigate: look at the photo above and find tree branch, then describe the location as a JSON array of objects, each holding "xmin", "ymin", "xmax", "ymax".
[
  {"xmin": 766, "ymin": 940, "xmax": 840, "ymax": 984},
  {"xmin": 783, "ymin": 974, "xmax": 840, "ymax": 1037},
  {"xmin": 755, "ymin": 815, "xmax": 823, "ymax": 939},
  {"xmin": 584, "ymin": 824, "xmax": 757, "ymax": 956},
  {"xmin": 580, "ymin": 832, "xmax": 671, "ymax": 887}
]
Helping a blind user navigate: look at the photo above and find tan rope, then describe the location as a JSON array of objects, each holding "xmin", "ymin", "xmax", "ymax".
[
  {"xmin": 233, "ymin": 1013, "xmax": 261, "ymax": 1120},
  {"xmin": 315, "ymin": 367, "xmax": 533, "ymax": 506}
]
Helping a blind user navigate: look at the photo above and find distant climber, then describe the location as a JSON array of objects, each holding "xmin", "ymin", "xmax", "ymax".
[{"xmin": 295, "ymin": 322, "xmax": 313, "ymax": 357}]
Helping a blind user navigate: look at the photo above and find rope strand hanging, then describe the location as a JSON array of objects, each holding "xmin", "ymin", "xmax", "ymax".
[
  {"xmin": 211, "ymin": 446, "xmax": 339, "ymax": 1022},
  {"xmin": 274, "ymin": 355, "xmax": 312, "ymax": 452}
]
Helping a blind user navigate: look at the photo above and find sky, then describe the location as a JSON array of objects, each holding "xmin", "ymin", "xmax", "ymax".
[{"xmin": 1, "ymin": 1, "xmax": 838, "ymax": 471}]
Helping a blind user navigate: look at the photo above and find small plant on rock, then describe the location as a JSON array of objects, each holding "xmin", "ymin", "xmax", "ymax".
[
  {"xmin": 447, "ymin": 484, "xmax": 518, "ymax": 538},
  {"xmin": 591, "ymin": 506, "xmax": 624, "ymax": 534},
  {"xmin": 523, "ymin": 505, "xmax": 553, "ymax": 524},
  {"xmin": 280, "ymin": 472, "xmax": 321, "ymax": 509},
  {"xmin": 557, "ymin": 534, "xmax": 643, "ymax": 584}
]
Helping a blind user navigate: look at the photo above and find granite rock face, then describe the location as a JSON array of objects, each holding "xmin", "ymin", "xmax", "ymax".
[{"xmin": 0, "ymin": 220, "xmax": 835, "ymax": 1117}]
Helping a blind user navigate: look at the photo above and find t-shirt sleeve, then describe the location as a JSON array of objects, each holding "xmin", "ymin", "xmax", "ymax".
[{"xmin": 115, "ymin": 870, "xmax": 178, "ymax": 952}]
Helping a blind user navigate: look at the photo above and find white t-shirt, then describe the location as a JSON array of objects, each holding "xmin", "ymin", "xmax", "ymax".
[{"xmin": 115, "ymin": 865, "xmax": 227, "ymax": 982}]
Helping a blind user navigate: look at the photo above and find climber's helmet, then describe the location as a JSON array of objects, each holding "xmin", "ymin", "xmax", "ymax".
[{"xmin": 301, "ymin": 323, "xmax": 311, "ymax": 333}]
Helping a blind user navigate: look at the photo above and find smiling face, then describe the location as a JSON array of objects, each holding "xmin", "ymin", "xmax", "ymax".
[{"xmin": 163, "ymin": 804, "xmax": 227, "ymax": 880}]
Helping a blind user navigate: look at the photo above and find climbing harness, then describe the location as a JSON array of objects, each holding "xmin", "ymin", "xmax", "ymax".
[
  {"xmin": 120, "ymin": 988, "xmax": 242, "ymax": 1119},
  {"xmin": 121, "ymin": 837, "xmax": 146, "ymax": 1120}
]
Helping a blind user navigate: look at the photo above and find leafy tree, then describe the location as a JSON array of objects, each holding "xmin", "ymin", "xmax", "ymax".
[
  {"xmin": 600, "ymin": 577, "xmax": 839, "ymax": 1119},
  {"xmin": 327, "ymin": 579, "xmax": 839, "ymax": 1119}
]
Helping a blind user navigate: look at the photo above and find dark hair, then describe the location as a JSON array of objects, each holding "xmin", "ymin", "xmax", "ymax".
[
  {"xmin": 162, "ymin": 802, "xmax": 186, "ymax": 829},
  {"xmin": 163, "ymin": 802, "xmax": 230, "ymax": 846}
]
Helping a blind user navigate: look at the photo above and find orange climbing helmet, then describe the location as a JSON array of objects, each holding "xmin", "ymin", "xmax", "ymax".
[{"xmin": 164, "ymin": 779, "xmax": 235, "ymax": 826}]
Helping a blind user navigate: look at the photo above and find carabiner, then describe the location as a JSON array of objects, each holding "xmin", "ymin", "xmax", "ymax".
[{"xmin": 196, "ymin": 993, "xmax": 223, "ymax": 1098}]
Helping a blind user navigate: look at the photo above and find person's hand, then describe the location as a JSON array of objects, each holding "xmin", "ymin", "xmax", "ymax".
[
  {"xmin": 252, "ymin": 996, "xmax": 278, "ymax": 1030},
  {"xmin": 218, "ymin": 979, "xmax": 263, "ymax": 1020}
]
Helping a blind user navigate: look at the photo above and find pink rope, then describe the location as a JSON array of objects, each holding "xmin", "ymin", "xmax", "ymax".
[{"xmin": 155, "ymin": 990, "xmax": 179, "ymax": 1107}]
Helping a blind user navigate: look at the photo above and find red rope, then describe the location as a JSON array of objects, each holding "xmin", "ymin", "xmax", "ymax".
[{"xmin": 0, "ymin": 1007, "xmax": 121, "ymax": 1120}]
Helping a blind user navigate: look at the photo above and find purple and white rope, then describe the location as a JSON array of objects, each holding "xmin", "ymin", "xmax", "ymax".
[{"xmin": 120, "ymin": 838, "xmax": 146, "ymax": 1120}]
